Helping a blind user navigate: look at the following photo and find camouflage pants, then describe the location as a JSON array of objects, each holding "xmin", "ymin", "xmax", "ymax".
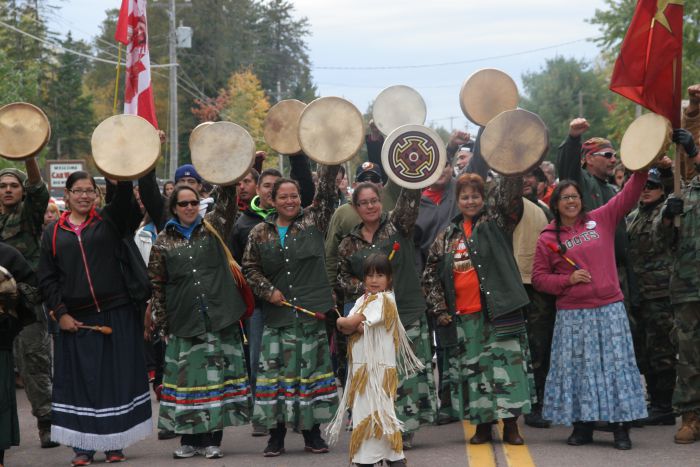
[
  {"xmin": 159, "ymin": 324, "xmax": 251, "ymax": 434},
  {"xmin": 396, "ymin": 316, "xmax": 437, "ymax": 433},
  {"xmin": 440, "ymin": 312, "xmax": 535, "ymax": 425},
  {"xmin": 637, "ymin": 298, "xmax": 677, "ymax": 402},
  {"xmin": 254, "ymin": 320, "xmax": 339, "ymax": 430},
  {"xmin": 13, "ymin": 314, "xmax": 52, "ymax": 420},
  {"xmin": 524, "ymin": 285, "xmax": 555, "ymax": 404},
  {"xmin": 672, "ymin": 302, "xmax": 700, "ymax": 413}
]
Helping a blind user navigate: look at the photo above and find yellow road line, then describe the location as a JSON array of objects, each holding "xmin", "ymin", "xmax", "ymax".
[
  {"xmin": 496, "ymin": 420, "xmax": 537, "ymax": 467},
  {"xmin": 462, "ymin": 421, "xmax": 496, "ymax": 467}
]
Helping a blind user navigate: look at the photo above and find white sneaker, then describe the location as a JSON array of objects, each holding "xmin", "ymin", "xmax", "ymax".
[
  {"xmin": 173, "ymin": 445, "xmax": 198, "ymax": 459},
  {"xmin": 203, "ymin": 446, "xmax": 223, "ymax": 459}
]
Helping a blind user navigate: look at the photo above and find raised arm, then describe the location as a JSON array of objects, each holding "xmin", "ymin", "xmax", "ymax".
[
  {"xmin": 488, "ymin": 175, "xmax": 524, "ymax": 234},
  {"xmin": 204, "ymin": 184, "xmax": 238, "ymax": 240},
  {"xmin": 388, "ymin": 188, "xmax": 421, "ymax": 237},
  {"xmin": 556, "ymin": 118, "xmax": 588, "ymax": 186},
  {"xmin": 22, "ymin": 172, "xmax": 50, "ymax": 238},
  {"xmin": 308, "ymin": 164, "xmax": 340, "ymax": 234},
  {"xmin": 102, "ymin": 181, "xmax": 139, "ymax": 237},
  {"xmin": 595, "ymin": 170, "xmax": 648, "ymax": 228},
  {"xmin": 138, "ymin": 170, "xmax": 167, "ymax": 231},
  {"xmin": 289, "ymin": 153, "xmax": 315, "ymax": 208}
]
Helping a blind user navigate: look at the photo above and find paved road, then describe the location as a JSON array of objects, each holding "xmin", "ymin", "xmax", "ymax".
[{"xmin": 6, "ymin": 390, "xmax": 696, "ymax": 466}]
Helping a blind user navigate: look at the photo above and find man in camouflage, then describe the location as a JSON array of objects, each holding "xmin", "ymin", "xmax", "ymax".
[
  {"xmin": 0, "ymin": 159, "xmax": 56, "ymax": 448},
  {"xmin": 659, "ymin": 84, "xmax": 700, "ymax": 444},
  {"xmin": 627, "ymin": 168, "xmax": 676, "ymax": 425}
]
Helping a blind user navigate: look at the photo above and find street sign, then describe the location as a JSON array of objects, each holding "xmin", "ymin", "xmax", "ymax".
[{"xmin": 46, "ymin": 159, "xmax": 85, "ymax": 192}]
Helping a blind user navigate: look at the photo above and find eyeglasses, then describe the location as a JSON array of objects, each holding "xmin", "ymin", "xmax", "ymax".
[
  {"xmin": 591, "ymin": 151, "xmax": 616, "ymax": 159},
  {"xmin": 357, "ymin": 198, "xmax": 380, "ymax": 208},
  {"xmin": 69, "ymin": 189, "xmax": 97, "ymax": 197},
  {"xmin": 561, "ymin": 194, "xmax": 580, "ymax": 202},
  {"xmin": 176, "ymin": 200, "xmax": 199, "ymax": 207},
  {"xmin": 644, "ymin": 182, "xmax": 662, "ymax": 190}
]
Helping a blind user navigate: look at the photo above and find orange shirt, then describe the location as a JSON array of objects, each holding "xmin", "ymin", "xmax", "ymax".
[{"xmin": 452, "ymin": 221, "xmax": 482, "ymax": 314}]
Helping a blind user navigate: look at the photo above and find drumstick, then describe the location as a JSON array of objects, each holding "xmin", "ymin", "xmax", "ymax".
[
  {"xmin": 546, "ymin": 243, "xmax": 581, "ymax": 270},
  {"xmin": 281, "ymin": 301, "xmax": 326, "ymax": 320},
  {"xmin": 78, "ymin": 325, "xmax": 113, "ymax": 335},
  {"xmin": 388, "ymin": 241, "xmax": 400, "ymax": 261}
]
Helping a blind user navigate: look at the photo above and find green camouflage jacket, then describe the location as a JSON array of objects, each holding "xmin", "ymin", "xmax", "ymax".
[
  {"xmin": 627, "ymin": 198, "xmax": 671, "ymax": 300},
  {"xmin": 0, "ymin": 181, "xmax": 49, "ymax": 270}
]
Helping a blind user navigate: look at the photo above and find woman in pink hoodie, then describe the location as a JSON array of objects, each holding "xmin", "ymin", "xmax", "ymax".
[{"xmin": 532, "ymin": 169, "xmax": 648, "ymax": 450}]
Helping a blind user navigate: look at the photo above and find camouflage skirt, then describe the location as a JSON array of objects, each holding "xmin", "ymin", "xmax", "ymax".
[
  {"xmin": 439, "ymin": 312, "xmax": 535, "ymax": 425},
  {"xmin": 397, "ymin": 316, "xmax": 437, "ymax": 432},
  {"xmin": 254, "ymin": 320, "xmax": 339, "ymax": 430},
  {"xmin": 159, "ymin": 324, "xmax": 252, "ymax": 434}
]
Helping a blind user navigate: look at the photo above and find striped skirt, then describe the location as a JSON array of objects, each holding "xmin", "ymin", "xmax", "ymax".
[
  {"xmin": 254, "ymin": 320, "xmax": 339, "ymax": 430},
  {"xmin": 543, "ymin": 301, "xmax": 648, "ymax": 425},
  {"xmin": 51, "ymin": 305, "xmax": 152, "ymax": 452},
  {"xmin": 159, "ymin": 323, "xmax": 251, "ymax": 434}
]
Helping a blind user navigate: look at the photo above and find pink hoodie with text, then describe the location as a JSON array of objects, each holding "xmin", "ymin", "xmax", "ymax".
[{"xmin": 532, "ymin": 170, "xmax": 648, "ymax": 310}]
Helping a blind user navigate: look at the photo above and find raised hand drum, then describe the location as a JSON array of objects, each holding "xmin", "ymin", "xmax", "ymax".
[
  {"xmin": 0, "ymin": 102, "xmax": 51, "ymax": 160},
  {"xmin": 263, "ymin": 99, "xmax": 306, "ymax": 155},
  {"xmin": 91, "ymin": 114, "xmax": 160, "ymax": 180},
  {"xmin": 459, "ymin": 69, "xmax": 519, "ymax": 127},
  {"xmin": 189, "ymin": 121, "xmax": 255, "ymax": 186},
  {"xmin": 479, "ymin": 109, "xmax": 549, "ymax": 176},
  {"xmin": 381, "ymin": 124, "xmax": 447, "ymax": 189},
  {"xmin": 620, "ymin": 113, "xmax": 672, "ymax": 171},
  {"xmin": 297, "ymin": 96, "xmax": 364, "ymax": 165},
  {"xmin": 372, "ymin": 85, "xmax": 427, "ymax": 136}
]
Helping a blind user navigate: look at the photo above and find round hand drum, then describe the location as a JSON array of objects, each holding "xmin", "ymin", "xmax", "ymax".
[
  {"xmin": 381, "ymin": 124, "xmax": 447, "ymax": 189},
  {"xmin": 189, "ymin": 121, "xmax": 255, "ymax": 186},
  {"xmin": 372, "ymin": 85, "xmax": 427, "ymax": 136},
  {"xmin": 298, "ymin": 96, "xmax": 364, "ymax": 165},
  {"xmin": 91, "ymin": 114, "xmax": 160, "ymax": 180},
  {"xmin": 620, "ymin": 113, "xmax": 672, "ymax": 171},
  {"xmin": 0, "ymin": 102, "xmax": 51, "ymax": 160},
  {"xmin": 459, "ymin": 69, "xmax": 519, "ymax": 127},
  {"xmin": 263, "ymin": 99, "xmax": 306, "ymax": 155},
  {"xmin": 189, "ymin": 121, "xmax": 214, "ymax": 149},
  {"xmin": 479, "ymin": 109, "xmax": 549, "ymax": 176}
]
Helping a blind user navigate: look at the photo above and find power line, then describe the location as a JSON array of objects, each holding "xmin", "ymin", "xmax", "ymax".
[{"xmin": 313, "ymin": 37, "xmax": 595, "ymax": 70}]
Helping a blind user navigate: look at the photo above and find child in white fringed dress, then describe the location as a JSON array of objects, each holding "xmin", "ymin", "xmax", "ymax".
[{"xmin": 327, "ymin": 253, "xmax": 423, "ymax": 467}]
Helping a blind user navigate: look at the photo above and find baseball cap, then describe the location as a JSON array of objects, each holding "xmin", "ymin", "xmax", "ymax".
[
  {"xmin": 355, "ymin": 162, "xmax": 383, "ymax": 182},
  {"xmin": 174, "ymin": 164, "xmax": 202, "ymax": 183}
]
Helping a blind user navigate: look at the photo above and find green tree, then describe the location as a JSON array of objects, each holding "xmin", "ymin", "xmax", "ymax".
[
  {"xmin": 45, "ymin": 33, "xmax": 95, "ymax": 159},
  {"xmin": 520, "ymin": 57, "xmax": 611, "ymax": 160}
]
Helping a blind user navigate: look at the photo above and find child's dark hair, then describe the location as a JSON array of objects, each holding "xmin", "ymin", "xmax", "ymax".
[{"xmin": 363, "ymin": 253, "xmax": 393, "ymax": 281}]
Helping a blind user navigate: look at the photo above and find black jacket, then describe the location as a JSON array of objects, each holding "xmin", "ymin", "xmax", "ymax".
[
  {"xmin": 0, "ymin": 242, "xmax": 38, "ymax": 349},
  {"xmin": 38, "ymin": 182, "xmax": 137, "ymax": 318}
]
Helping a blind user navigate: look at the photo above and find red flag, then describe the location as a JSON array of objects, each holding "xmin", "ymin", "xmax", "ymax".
[
  {"xmin": 609, "ymin": 0, "xmax": 684, "ymax": 127},
  {"xmin": 115, "ymin": 0, "xmax": 159, "ymax": 128}
]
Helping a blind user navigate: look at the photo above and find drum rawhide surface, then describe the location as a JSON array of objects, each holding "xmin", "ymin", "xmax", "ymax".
[
  {"xmin": 459, "ymin": 69, "xmax": 519, "ymax": 127},
  {"xmin": 479, "ymin": 109, "xmax": 549, "ymax": 176},
  {"xmin": 189, "ymin": 121, "xmax": 255, "ymax": 186},
  {"xmin": 0, "ymin": 102, "xmax": 51, "ymax": 160},
  {"xmin": 620, "ymin": 112, "xmax": 672, "ymax": 171},
  {"xmin": 263, "ymin": 99, "xmax": 306, "ymax": 155},
  {"xmin": 381, "ymin": 124, "xmax": 447, "ymax": 189},
  {"xmin": 189, "ymin": 121, "xmax": 214, "ymax": 149},
  {"xmin": 297, "ymin": 96, "xmax": 364, "ymax": 164},
  {"xmin": 372, "ymin": 85, "xmax": 427, "ymax": 136},
  {"xmin": 91, "ymin": 114, "xmax": 160, "ymax": 180}
]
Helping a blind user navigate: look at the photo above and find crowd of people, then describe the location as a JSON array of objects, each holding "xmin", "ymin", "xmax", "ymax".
[{"xmin": 1, "ymin": 84, "xmax": 700, "ymax": 467}]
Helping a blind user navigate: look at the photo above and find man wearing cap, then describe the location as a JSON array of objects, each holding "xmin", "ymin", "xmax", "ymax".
[
  {"xmin": 0, "ymin": 159, "xmax": 56, "ymax": 448},
  {"xmin": 627, "ymin": 166, "xmax": 677, "ymax": 427}
]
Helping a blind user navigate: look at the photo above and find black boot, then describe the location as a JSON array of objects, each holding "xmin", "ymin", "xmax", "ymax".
[
  {"xmin": 263, "ymin": 423, "xmax": 286, "ymax": 457},
  {"xmin": 643, "ymin": 386, "xmax": 677, "ymax": 426},
  {"xmin": 524, "ymin": 404, "xmax": 551, "ymax": 429},
  {"xmin": 567, "ymin": 422, "xmax": 594, "ymax": 446},
  {"xmin": 612, "ymin": 422, "xmax": 631, "ymax": 450},
  {"xmin": 302, "ymin": 424, "xmax": 329, "ymax": 454}
]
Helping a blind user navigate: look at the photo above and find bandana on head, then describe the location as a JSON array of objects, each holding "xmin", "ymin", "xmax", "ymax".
[{"xmin": 581, "ymin": 137, "xmax": 614, "ymax": 159}]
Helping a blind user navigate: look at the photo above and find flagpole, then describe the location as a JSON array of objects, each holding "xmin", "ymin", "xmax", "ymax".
[
  {"xmin": 168, "ymin": 0, "xmax": 179, "ymax": 179},
  {"xmin": 113, "ymin": 43, "xmax": 123, "ymax": 115}
]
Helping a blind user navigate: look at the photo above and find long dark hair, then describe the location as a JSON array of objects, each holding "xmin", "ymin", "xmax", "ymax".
[{"xmin": 549, "ymin": 180, "xmax": 585, "ymax": 251}]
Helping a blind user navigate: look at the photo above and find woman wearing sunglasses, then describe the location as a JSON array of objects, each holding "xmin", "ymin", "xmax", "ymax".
[
  {"xmin": 148, "ymin": 184, "xmax": 251, "ymax": 460},
  {"xmin": 531, "ymin": 166, "xmax": 649, "ymax": 450}
]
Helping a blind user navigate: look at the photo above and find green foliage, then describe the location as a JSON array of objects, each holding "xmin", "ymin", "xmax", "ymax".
[{"xmin": 521, "ymin": 57, "xmax": 611, "ymax": 159}]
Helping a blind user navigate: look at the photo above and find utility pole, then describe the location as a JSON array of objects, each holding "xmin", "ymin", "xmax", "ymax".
[
  {"xmin": 168, "ymin": 0, "xmax": 178, "ymax": 179},
  {"xmin": 578, "ymin": 90, "xmax": 584, "ymax": 117},
  {"xmin": 277, "ymin": 80, "xmax": 283, "ymax": 175}
]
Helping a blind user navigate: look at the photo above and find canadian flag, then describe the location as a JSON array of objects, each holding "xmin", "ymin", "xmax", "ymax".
[{"xmin": 115, "ymin": 0, "xmax": 159, "ymax": 128}]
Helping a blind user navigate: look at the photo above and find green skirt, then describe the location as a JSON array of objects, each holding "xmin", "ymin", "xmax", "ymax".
[
  {"xmin": 0, "ymin": 350, "xmax": 19, "ymax": 450},
  {"xmin": 159, "ymin": 324, "xmax": 251, "ymax": 434},
  {"xmin": 397, "ymin": 315, "xmax": 438, "ymax": 432},
  {"xmin": 440, "ymin": 312, "xmax": 535, "ymax": 424},
  {"xmin": 254, "ymin": 320, "xmax": 339, "ymax": 430}
]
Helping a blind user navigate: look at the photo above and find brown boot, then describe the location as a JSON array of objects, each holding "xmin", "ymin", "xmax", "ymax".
[
  {"xmin": 674, "ymin": 412, "xmax": 700, "ymax": 444},
  {"xmin": 470, "ymin": 423, "xmax": 492, "ymax": 444},
  {"xmin": 502, "ymin": 417, "xmax": 525, "ymax": 445}
]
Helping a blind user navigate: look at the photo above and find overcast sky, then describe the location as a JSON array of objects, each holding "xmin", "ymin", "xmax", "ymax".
[{"xmin": 49, "ymin": 0, "xmax": 611, "ymax": 134}]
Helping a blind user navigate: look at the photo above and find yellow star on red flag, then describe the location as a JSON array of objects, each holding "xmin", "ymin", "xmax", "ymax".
[{"xmin": 653, "ymin": 0, "xmax": 684, "ymax": 33}]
